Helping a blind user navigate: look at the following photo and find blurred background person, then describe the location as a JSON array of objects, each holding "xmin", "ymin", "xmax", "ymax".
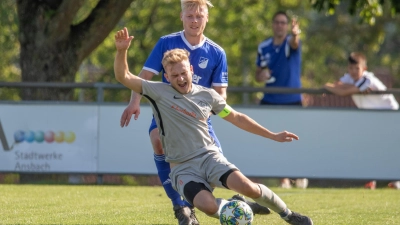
[{"xmin": 255, "ymin": 11, "xmax": 307, "ymax": 189}]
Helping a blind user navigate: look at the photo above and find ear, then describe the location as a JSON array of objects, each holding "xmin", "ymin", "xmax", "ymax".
[
  {"xmin": 190, "ymin": 65, "xmax": 194, "ymax": 73},
  {"xmin": 180, "ymin": 12, "xmax": 183, "ymax": 21},
  {"xmin": 164, "ymin": 73, "xmax": 170, "ymax": 82}
]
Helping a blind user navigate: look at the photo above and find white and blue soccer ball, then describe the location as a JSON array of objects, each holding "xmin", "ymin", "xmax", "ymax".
[{"xmin": 220, "ymin": 200, "xmax": 253, "ymax": 225}]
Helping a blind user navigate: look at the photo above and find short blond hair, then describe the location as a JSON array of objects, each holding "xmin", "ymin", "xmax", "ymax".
[
  {"xmin": 181, "ymin": 0, "xmax": 213, "ymax": 11},
  {"xmin": 162, "ymin": 48, "xmax": 190, "ymax": 70}
]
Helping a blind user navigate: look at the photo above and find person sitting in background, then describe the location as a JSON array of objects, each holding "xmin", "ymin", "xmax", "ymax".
[{"xmin": 324, "ymin": 51, "xmax": 399, "ymax": 190}]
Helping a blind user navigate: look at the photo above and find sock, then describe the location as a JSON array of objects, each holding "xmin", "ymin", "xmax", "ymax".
[
  {"xmin": 279, "ymin": 208, "xmax": 292, "ymax": 220},
  {"xmin": 154, "ymin": 154, "xmax": 185, "ymax": 206},
  {"xmin": 211, "ymin": 198, "xmax": 229, "ymax": 218},
  {"xmin": 253, "ymin": 184, "xmax": 290, "ymax": 214}
]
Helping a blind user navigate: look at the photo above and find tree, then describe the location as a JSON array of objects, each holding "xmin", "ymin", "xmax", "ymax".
[
  {"xmin": 16, "ymin": 0, "xmax": 133, "ymax": 100},
  {"xmin": 311, "ymin": 0, "xmax": 400, "ymax": 24}
]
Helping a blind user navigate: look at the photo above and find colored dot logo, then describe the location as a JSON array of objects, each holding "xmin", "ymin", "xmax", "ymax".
[{"xmin": 14, "ymin": 130, "xmax": 76, "ymax": 144}]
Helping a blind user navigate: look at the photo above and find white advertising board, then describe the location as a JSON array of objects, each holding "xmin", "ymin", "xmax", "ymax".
[
  {"xmin": 1, "ymin": 103, "xmax": 399, "ymax": 180},
  {"xmin": 0, "ymin": 104, "xmax": 98, "ymax": 173}
]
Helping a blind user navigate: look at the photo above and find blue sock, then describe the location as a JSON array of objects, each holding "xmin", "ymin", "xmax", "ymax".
[{"xmin": 154, "ymin": 154, "xmax": 185, "ymax": 206}]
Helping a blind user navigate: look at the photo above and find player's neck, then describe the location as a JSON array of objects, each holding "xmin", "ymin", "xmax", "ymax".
[
  {"xmin": 273, "ymin": 35, "xmax": 285, "ymax": 45},
  {"xmin": 183, "ymin": 31, "xmax": 205, "ymax": 46}
]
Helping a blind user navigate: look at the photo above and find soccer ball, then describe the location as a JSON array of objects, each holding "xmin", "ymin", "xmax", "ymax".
[{"xmin": 220, "ymin": 200, "xmax": 253, "ymax": 225}]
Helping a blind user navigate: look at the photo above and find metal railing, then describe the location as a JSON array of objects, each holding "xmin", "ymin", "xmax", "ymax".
[{"xmin": 1, "ymin": 82, "xmax": 400, "ymax": 103}]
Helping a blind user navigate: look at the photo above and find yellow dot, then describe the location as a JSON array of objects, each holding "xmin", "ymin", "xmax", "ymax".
[
  {"xmin": 54, "ymin": 131, "xmax": 65, "ymax": 143},
  {"xmin": 64, "ymin": 131, "xmax": 76, "ymax": 143}
]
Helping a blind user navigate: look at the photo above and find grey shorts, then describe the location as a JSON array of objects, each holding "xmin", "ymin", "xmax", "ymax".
[{"xmin": 170, "ymin": 151, "xmax": 239, "ymax": 202}]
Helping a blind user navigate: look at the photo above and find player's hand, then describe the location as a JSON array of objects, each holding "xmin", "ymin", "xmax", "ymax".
[
  {"xmin": 273, "ymin": 131, "xmax": 299, "ymax": 142},
  {"xmin": 291, "ymin": 18, "xmax": 301, "ymax": 36},
  {"xmin": 115, "ymin": 27, "xmax": 134, "ymax": 51},
  {"xmin": 120, "ymin": 102, "xmax": 141, "ymax": 127}
]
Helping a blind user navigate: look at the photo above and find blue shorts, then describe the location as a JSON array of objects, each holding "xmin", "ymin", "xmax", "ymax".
[{"xmin": 149, "ymin": 116, "xmax": 223, "ymax": 153}]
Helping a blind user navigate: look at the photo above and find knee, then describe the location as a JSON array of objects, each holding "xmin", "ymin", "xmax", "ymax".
[
  {"xmin": 195, "ymin": 196, "xmax": 218, "ymax": 216},
  {"xmin": 149, "ymin": 129, "xmax": 163, "ymax": 154}
]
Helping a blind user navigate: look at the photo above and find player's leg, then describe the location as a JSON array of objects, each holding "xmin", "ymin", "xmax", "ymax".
[
  {"xmin": 149, "ymin": 119, "xmax": 198, "ymax": 225},
  {"xmin": 208, "ymin": 118, "xmax": 270, "ymax": 215},
  {"xmin": 183, "ymin": 181, "xmax": 227, "ymax": 217},
  {"xmin": 225, "ymin": 171, "xmax": 313, "ymax": 225}
]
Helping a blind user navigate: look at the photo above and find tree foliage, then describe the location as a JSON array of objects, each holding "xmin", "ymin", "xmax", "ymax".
[
  {"xmin": 311, "ymin": 0, "xmax": 400, "ymax": 24},
  {"xmin": 1, "ymin": 0, "xmax": 400, "ymax": 104}
]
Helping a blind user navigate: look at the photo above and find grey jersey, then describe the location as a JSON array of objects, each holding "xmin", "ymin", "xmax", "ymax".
[{"xmin": 141, "ymin": 80, "xmax": 226, "ymax": 163}]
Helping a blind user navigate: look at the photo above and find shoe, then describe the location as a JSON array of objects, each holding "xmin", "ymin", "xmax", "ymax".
[
  {"xmin": 190, "ymin": 208, "xmax": 199, "ymax": 225},
  {"xmin": 173, "ymin": 205, "xmax": 197, "ymax": 225},
  {"xmin": 285, "ymin": 211, "xmax": 313, "ymax": 225},
  {"xmin": 230, "ymin": 194, "xmax": 271, "ymax": 215},
  {"xmin": 364, "ymin": 181, "xmax": 376, "ymax": 190}
]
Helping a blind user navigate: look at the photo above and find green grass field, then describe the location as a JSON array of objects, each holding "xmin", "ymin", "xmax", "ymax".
[{"xmin": 1, "ymin": 184, "xmax": 399, "ymax": 224}]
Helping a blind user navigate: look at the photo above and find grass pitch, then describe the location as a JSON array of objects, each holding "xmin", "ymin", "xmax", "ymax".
[{"xmin": 1, "ymin": 184, "xmax": 399, "ymax": 224}]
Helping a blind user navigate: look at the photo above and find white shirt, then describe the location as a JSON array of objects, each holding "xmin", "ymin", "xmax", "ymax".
[{"xmin": 339, "ymin": 71, "xmax": 399, "ymax": 110}]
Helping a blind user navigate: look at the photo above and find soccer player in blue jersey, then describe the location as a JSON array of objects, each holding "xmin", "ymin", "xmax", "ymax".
[
  {"xmin": 118, "ymin": 1, "xmax": 269, "ymax": 224},
  {"xmin": 255, "ymin": 11, "xmax": 302, "ymax": 106}
]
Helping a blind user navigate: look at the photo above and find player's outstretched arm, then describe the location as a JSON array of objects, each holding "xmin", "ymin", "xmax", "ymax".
[
  {"xmin": 222, "ymin": 108, "xmax": 299, "ymax": 142},
  {"xmin": 114, "ymin": 27, "xmax": 143, "ymax": 94}
]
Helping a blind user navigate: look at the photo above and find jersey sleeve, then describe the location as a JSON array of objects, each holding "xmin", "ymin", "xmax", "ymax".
[
  {"xmin": 256, "ymin": 45, "xmax": 262, "ymax": 67},
  {"xmin": 211, "ymin": 50, "xmax": 228, "ymax": 87},
  {"xmin": 355, "ymin": 76, "xmax": 371, "ymax": 92},
  {"xmin": 141, "ymin": 80, "xmax": 164, "ymax": 100},
  {"xmin": 210, "ymin": 89, "xmax": 226, "ymax": 115},
  {"xmin": 142, "ymin": 38, "xmax": 165, "ymax": 75}
]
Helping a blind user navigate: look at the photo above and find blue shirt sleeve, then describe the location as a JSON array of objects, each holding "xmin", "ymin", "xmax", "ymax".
[
  {"xmin": 211, "ymin": 51, "xmax": 228, "ymax": 86},
  {"xmin": 143, "ymin": 38, "xmax": 165, "ymax": 75}
]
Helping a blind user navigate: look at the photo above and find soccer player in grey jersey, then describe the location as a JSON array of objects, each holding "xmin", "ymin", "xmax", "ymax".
[{"xmin": 114, "ymin": 28, "xmax": 313, "ymax": 225}]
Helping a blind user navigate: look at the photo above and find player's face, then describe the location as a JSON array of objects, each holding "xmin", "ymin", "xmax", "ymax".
[
  {"xmin": 348, "ymin": 63, "xmax": 365, "ymax": 80},
  {"xmin": 181, "ymin": 5, "xmax": 208, "ymax": 38},
  {"xmin": 164, "ymin": 60, "xmax": 193, "ymax": 94},
  {"xmin": 272, "ymin": 14, "xmax": 288, "ymax": 38}
]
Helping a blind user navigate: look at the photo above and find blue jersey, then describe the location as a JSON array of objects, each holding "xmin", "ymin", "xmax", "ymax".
[
  {"xmin": 256, "ymin": 35, "xmax": 302, "ymax": 104},
  {"xmin": 143, "ymin": 31, "xmax": 228, "ymax": 88},
  {"xmin": 144, "ymin": 31, "xmax": 228, "ymax": 150}
]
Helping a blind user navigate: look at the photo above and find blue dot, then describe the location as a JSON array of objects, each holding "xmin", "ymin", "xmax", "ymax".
[
  {"xmin": 24, "ymin": 130, "xmax": 35, "ymax": 143},
  {"xmin": 14, "ymin": 130, "xmax": 25, "ymax": 143}
]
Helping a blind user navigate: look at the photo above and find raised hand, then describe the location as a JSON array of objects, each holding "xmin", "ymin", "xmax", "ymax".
[
  {"xmin": 291, "ymin": 18, "xmax": 301, "ymax": 36},
  {"xmin": 115, "ymin": 27, "xmax": 134, "ymax": 51}
]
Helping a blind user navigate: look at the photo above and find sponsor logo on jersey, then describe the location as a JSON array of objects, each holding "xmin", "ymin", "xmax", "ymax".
[
  {"xmin": 193, "ymin": 74, "xmax": 202, "ymax": 83},
  {"xmin": 171, "ymin": 105, "xmax": 197, "ymax": 118},
  {"xmin": 198, "ymin": 57, "xmax": 209, "ymax": 69}
]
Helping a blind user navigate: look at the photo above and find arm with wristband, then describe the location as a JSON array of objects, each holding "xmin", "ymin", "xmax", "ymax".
[{"xmin": 216, "ymin": 104, "xmax": 298, "ymax": 143}]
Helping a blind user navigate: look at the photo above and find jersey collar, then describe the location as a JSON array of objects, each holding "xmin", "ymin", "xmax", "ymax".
[{"xmin": 180, "ymin": 31, "xmax": 206, "ymax": 50}]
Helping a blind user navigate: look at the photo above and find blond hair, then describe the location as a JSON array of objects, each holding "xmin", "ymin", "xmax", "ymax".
[
  {"xmin": 181, "ymin": 0, "xmax": 213, "ymax": 11},
  {"xmin": 162, "ymin": 48, "xmax": 190, "ymax": 70},
  {"xmin": 348, "ymin": 52, "xmax": 367, "ymax": 67}
]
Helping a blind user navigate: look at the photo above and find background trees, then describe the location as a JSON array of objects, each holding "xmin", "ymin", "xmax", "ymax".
[{"xmin": 1, "ymin": 0, "xmax": 400, "ymax": 104}]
